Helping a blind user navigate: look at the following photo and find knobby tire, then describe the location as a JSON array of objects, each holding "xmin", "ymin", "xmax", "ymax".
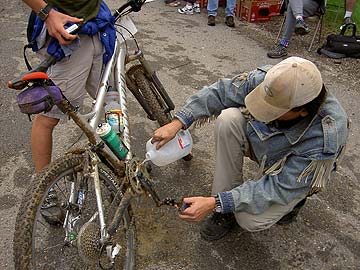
[
  {"xmin": 13, "ymin": 153, "xmax": 132, "ymax": 270},
  {"xmin": 133, "ymin": 69, "xmax": 171, "ymax": 126}
]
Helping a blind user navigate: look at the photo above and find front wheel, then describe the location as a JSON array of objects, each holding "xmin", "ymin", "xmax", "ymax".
[
  {"xmin": 13, "ymin": 153, "xmax": 134, "ymax": 270},
  {"xmin": 129, "ymin": 67, "xmax": 172, "ymax": 126}
]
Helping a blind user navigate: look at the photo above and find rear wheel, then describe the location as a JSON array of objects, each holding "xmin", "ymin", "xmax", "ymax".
[{"xmin": 13, "ymin": 153, "xmax": 134, "ymax": 270}]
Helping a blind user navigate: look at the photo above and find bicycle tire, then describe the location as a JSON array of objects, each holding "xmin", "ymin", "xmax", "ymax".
[
  {"xmin": 13, "ymin": 153, "xmax": 134, "ymax": 270},
  {"xmin": 133, "ymin": 68, "xmax": 171, "ymax": 126}
]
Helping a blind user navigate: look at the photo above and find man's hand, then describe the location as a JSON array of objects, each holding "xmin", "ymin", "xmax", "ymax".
[
  {"xmin": 45, "ymin": 9, "xmax": 83, "ymax": 45},
  {"xmin": 151, "ymin": 119, "xmax": 184, "ymax": 150},
  {"xmin": 178, "ymin": 196, "xmax": 215, "ymax": 222}
]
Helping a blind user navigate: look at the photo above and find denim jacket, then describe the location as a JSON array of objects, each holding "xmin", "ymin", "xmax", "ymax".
[{"xmin": 175, "ymin": 65, "xmax": 349, "ymax": 215}]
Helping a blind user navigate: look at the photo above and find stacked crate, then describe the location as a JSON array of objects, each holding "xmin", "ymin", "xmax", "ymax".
[{"xmin": 238, "ymin": 0, "xmax": 283, "ymax": 22}]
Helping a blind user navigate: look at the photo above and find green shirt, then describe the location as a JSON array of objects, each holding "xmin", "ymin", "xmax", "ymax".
[{"xmin": 47, "ymin": 0, "xmax": 101, "ymax": 22}]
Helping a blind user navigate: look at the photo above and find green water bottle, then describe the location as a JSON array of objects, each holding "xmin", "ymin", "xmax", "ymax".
[{"xmin": 96, "ymin": 123, "xmax": 128, "ymax": 159}]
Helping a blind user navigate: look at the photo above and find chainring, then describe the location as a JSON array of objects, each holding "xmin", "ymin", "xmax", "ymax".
[
  {"xmin": 126, "ymin": 157, "xmax": 151, "ymax": 195},
  {"xmin": 77, "ymin": 222, "xmax": 101, "ymax": 264}
]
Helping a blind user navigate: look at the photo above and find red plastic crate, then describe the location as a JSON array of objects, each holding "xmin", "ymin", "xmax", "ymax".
[{"xmin": 240, "ymin": 0, "xmax": 282, "ymax": 22}]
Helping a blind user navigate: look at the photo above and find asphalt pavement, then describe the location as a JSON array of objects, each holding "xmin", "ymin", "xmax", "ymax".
[{"xmin": 0, "ymin": 0, "xmax": 359, "ymax": 269}]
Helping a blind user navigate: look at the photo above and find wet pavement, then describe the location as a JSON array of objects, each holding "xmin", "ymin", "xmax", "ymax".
[{"xmin": 0, "ymin": 0, "xmax": 359, "ymax": 269}]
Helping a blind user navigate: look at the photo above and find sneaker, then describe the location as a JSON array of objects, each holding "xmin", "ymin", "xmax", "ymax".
[
  {"xmin": 178, "ymin": 5, "xmax": 194, "ymax": 15},
  {"xmin": 267, "ymin": 44, "xmax": 288, "ymax": 58},
  {"xmin": 200, "ymin": 213, "xmax": 236, "ymax": 241},
  {"xmin": 343, "ymin": 16, "xmax": 354, "ymax": 25},
  {"xmin": 225, "ymin": 16, "xmax": 235, "ymax": 27},
  {"xmin": 208, "ymin": 15, "xmax": 216, "ymax": 26},
  {"xmin": 277, "ymin": 198, "xmax": 307, "ymax": 226},
  {"xmin": 295, "ymin": 19, "xmax": 310, "ymax": 35},
  {"xmin": 193, "ymin": 4, "xmax": 200, "ymax": 13},
  {"xmin": 40, "ymin": 188, "xmax": 65, "ymax": 226}
]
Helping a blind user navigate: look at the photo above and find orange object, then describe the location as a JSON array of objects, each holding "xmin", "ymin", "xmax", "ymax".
[
  {"xmin": 22, "ymin": 72, "xmax": 49, "ymax": 82},
  {"xmin": 240, "ymin": 0, "xmax": 282, "ymax": 22}
]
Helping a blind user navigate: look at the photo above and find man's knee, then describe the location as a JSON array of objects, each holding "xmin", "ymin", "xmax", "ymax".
[
  {"xmin": 216, "ymin": 108, "xmax": 245, "ymax": 128},
  {"xmin": 235, "ymin": 213, "xmax": 274, "ymax": 232}
]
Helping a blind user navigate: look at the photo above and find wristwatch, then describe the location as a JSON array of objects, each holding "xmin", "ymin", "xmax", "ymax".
[
  {"xmin": 213, "ymin": 194, "xmax": 222, "ymax": 213},
  {"xmin": 37, "ymin": 4, "xmax": 52, "ymax": 21}
]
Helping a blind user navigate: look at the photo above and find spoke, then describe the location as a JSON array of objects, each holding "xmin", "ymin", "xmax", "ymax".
[
  {"xmin": 55, "ymin": 182, "xmax": 69, "ymax": 200},
  {"xmin": 36, "ymin": 219, "xmax": 50, "ymax": 230}
]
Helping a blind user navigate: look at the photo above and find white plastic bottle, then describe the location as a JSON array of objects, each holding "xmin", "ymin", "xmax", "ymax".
[
  {"xmin": 145, "ymin": 129, "xmax": 193, "ymax": 166},
  {"xmin": 104, "ymin": 87, "xmax": 123, "ymax": 133}
]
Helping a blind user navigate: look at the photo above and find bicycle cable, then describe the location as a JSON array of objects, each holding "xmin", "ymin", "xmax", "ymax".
[
  {"xmin": 115, "ymin": 24, "xmax": 140, "ymax": 51},
  {"xmin": 66, "ymin": 131, "xmax": 85, "ymax": 151}
]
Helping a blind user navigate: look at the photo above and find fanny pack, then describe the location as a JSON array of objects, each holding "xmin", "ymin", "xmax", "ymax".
[
  {"xmin": 318, "ymin": 23, "xmax": 360, "ymax": 59},
  {"xmin": 17, "ymin": 85, "xmax": 63, "ymax": 116}
]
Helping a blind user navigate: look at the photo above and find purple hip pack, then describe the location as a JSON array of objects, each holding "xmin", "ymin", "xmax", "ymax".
[{"xmin": 16, "ymin": 85, "xmax": 63, "ymax": 115}]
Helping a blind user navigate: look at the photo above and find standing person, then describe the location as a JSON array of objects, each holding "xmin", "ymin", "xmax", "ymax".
[
  {"xmin": 150, "ymin": 57, "xmax": 349, "ymax": 241},
  {"xmin": 342, "ymin": 0, "xmax": 357, "ymax": 24},
  {"xmin": 267, "ymin": 0, "xmax": 324, "ymax": 58},
  {"xmin": 207, "ymin": 0, "xmax": 236, "ymax": 27},
  {"xmin": 22, "ymin": 0, "xmax": 115, "ymax": 173},
  {"xmin": 178, "ymin": 0, "xmax": 201, "ymax": 15},
  {"xmin": 22, "ymin": 0, "xmax": 115, "ymax": 223}
]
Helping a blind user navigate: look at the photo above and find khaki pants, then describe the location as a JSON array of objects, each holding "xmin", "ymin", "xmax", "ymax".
[
  {"xmin": 38, "ymin": 34, "xmax": 103, "ymax": 119},
  {"xmin": 212, "ymin": 108, "xmax": 306, "ymax": 232}
]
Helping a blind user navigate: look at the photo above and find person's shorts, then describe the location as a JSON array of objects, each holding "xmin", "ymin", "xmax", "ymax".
[{"xmin": 37, "ymin": 34, "xmax": 103, "ymax": 120}]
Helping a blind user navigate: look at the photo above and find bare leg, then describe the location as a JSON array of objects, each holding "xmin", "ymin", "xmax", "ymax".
[
  {"xmin": 346, "ymin": 0, "xmax": 356, "ymax": 12},
  {"xmin": 31, "ymin": 114, "xmax": 59, "ymax": 173}
]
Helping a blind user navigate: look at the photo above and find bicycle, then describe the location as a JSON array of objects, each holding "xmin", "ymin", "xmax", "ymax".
[{"xmin": 9, "ymin": 0, "xmax": 188, "ymax": 269}]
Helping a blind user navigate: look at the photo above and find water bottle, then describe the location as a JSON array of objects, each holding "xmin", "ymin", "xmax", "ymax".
[
  {"xmin": 145, "ymin": 129, "xmax": 193, "ymax": 166},
  {"xmin": 96, "ymin": 123, "xmax": 128, "ymax": 160},
  {"xmin": 104, "ymin": 87, "xmax": 124, "ymax": 133}
]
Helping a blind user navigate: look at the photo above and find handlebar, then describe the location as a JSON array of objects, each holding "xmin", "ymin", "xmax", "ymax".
[{"xmin": 113, "ymin": 0, "xmax": 146, "ymax": 20}]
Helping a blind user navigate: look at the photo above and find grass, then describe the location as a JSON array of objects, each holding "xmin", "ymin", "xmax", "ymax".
[{"xmin": 325, "ymin": 0, "xmax": 359, "ymax": 31}]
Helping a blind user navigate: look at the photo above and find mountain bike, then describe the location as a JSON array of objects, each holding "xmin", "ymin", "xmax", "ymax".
[{"xmin": 9, "ymin": 0, "xmax": 187, "ymax": 269}]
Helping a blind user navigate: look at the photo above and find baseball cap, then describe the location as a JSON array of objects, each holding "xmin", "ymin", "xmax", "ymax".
[{"xmin": 245, "ymin": 57, "xmax": 323, "ymax": 123}]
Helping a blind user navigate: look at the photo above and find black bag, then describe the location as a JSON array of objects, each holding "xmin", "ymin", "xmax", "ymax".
[{"xmin": 318, "ymin": 23, "xmax": 360, "ymax": 59}]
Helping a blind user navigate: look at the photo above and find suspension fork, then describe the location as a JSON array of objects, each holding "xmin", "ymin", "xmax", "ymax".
[{"xmin": 130, "ymin": 50, "xmax": 175, "ymax": 112}]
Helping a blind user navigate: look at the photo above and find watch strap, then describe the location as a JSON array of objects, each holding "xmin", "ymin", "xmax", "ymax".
[
  {"xmin": 213, "ymin": 194, "xmax": 222, "ymax": 213},
  {"xmin": 38, "ymin": 4, "xmax": 52, "ymax": 21}
]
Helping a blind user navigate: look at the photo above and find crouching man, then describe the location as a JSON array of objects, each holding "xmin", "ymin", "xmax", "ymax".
[{"xmin": 151, "ymin": 57, "xmax": 349, "ymax": 240}]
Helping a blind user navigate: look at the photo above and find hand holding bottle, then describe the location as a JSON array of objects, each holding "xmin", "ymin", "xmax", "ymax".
[{"xmin": 151, "ymin": 118, "xmax": 184, "ymax": 150}]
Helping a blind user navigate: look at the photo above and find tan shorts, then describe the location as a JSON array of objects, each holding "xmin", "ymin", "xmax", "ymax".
[{"xmin": 38, "ymin": 34, "xmax": 103, "ymax": 119}]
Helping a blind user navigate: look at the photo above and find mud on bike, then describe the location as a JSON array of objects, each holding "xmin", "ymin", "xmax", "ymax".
[{"xmin": 9, "ymin": 0, "xmax": 188, "ymax": 269}]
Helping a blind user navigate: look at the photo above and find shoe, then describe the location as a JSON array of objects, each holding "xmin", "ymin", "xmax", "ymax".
[
  {"xmin": 267, "ymin": 44, "xmax": 288, "ymax": 58},
  {"xmin": 208, "ymin": 15, "xmax": 216, "ymax": 26},
  {"xmin": 193, "ymin": 4, "xmax": 201, "ymax": 13},
  {"xmin": 200, "ymin": 213, "xmax": 236, "ymax": 241},
  {"xmin": 178, "ymin": 5, "xmax": 194, "ymax": 15},
  {"xmin": 277, "ymin": 198, "xmax": 307, "ymax": 226},
  {"xmin": 40, "ymin": 188, "xmax": 65, "ymax": 226},
  {"xmin": 343, "ymin": 16, "xmax": 354, "ymax": 25},
  {"xmin": 225, "ymin": 16, "xmax": 235, "ymax": 28},
  {"xmin": 295, "ymin": 19, "xmax": 310, "ymax": 35}
]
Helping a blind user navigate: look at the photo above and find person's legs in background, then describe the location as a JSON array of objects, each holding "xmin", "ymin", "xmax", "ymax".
[
  {"xmin": 343, "ymin": 0, "xmax": 357, "ymax": 24},
  {"xmin": 225, "ymin": 0, "xmax": 236, "ymax": 27},
  {"xmin": 207, "ymin": 0, "xmax": 219, "ymax": 26},
  {"xmin": 267, "ymin": 0, "xmax": 319, "ymax": 58},
  {"xmin": 178, "ymin": 0, "xmax": 201, "ymax": 14}
]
